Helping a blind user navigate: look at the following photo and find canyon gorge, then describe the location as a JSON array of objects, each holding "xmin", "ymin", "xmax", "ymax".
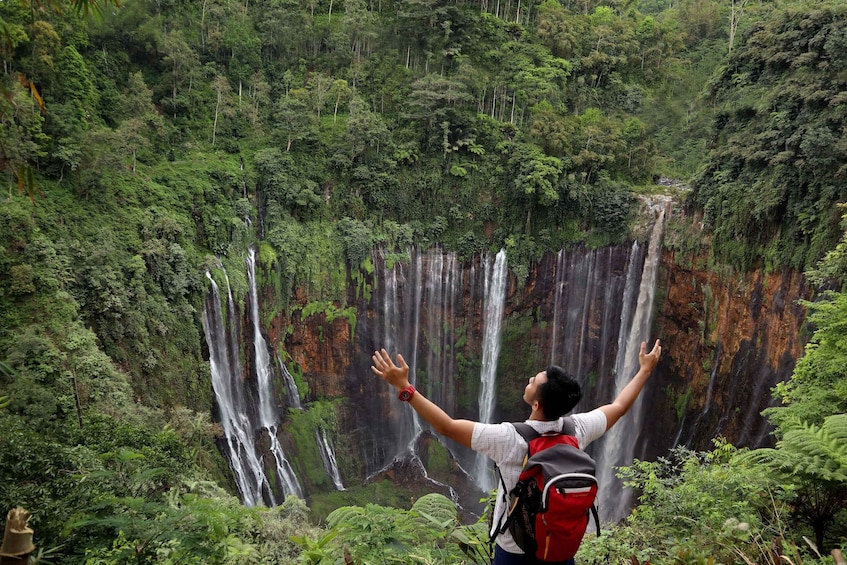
[{"xmin": 202, "ymin": 197, "xmax": 809, "ymax": 522}]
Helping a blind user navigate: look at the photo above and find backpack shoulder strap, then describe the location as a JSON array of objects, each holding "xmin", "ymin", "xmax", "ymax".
[
  {"xmin": 561, "ymin": 416, "xmax": 575, "ymax": 436},
  {"xmin": 511, "ymin": 422, "xmax": 541, "ymax": 442},
  {"xmin": 514, "ymin": 418, "xmax": 576, "ymax": 439}
]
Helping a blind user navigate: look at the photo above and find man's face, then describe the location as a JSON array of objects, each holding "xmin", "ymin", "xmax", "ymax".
[{"xmin": 523, "ymin": 370, "xmax": 547, "ymax": 406}]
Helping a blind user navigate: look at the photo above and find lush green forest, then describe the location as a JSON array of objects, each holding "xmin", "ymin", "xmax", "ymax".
[{"xmin": 1, "ymin": 0, "xmax": 846, "ymax": 560}]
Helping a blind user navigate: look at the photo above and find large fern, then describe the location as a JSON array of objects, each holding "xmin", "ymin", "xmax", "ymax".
[
  {"xmin": 738, "ymin": 414, "xmax": 847, "ymax": 484},
  {"xmin": 734, "ymin": 414, "xmax": 847, "ymax": 551},
  {"xmin": 411, "ymin": 492, "xmax": 458, "ymax": 528}
]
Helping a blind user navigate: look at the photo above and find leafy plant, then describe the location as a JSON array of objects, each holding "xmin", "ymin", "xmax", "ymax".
[{"xmin": 735, "ymin": 415, "xmax": 847, "ymax": 553}]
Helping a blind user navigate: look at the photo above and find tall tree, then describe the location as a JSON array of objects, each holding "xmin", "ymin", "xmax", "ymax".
[
  {"xmin": 211, "ymin": 74, "xmax": 232, "ymax": 146},
  {"xmin": 223, "ymin": 9, "xmax": 261, "ymax": 101},
  {"xmin": 405, "ymin": 74, "xmax": 474, "ymax": 153},
  {"xmin": 161, "ymin": 30, "xmax": 200, "ymax": 118},
  {"xmin": 273, "ymin": 89, "xmax": 317, "ymax": 151}
]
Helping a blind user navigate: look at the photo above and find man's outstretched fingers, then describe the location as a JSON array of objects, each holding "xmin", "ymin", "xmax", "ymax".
[{"xmin": 395, "ymin": 353, "xmax": 408, "ymax": 370}]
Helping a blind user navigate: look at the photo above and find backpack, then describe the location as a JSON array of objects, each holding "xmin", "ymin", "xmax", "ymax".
[{"xmin": 494, "ymin": 417, "xmax": 600, "ymax": 562}]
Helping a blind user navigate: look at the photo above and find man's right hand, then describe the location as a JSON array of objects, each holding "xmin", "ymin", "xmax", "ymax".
[
  {"xmin": 638, "ymin": 339, "xmax": 662, "ymax": 372},
  {"xmin": 371, "ymin": 349, "xmax": 411, "ymax": 391}
]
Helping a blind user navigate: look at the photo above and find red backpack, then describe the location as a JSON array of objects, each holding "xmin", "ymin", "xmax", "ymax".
[{"xmin": 494, "ymin": 418, "xmax": 600, "ymax": 562}]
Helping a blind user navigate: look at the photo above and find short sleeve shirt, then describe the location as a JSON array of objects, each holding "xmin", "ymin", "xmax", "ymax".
[{"xmin": 471, "ymin": 409, "xmax": 607, "ymax": 554}]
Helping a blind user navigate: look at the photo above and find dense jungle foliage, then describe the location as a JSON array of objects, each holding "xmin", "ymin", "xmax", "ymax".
[{"xmin": 1, "ymin": 0, "xmax": 846, "ymax": 561}]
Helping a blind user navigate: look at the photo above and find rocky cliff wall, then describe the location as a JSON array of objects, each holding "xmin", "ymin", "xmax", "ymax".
[
  {"xmin": 251, "ymin": 241, "xmax": 809, "ymax": 500},
  {"xmin": 646, "ymin": 254, "xmax": 808, "ymax": 458}
]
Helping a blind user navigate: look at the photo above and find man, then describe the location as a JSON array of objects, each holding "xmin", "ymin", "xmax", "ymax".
[{"xmin": 371, "ymin": 338, "xmax": 662, "ymax": 564}]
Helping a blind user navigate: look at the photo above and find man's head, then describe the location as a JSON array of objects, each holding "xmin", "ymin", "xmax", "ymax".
[{"xmin": 523, "ymin": 365, "xmax": 581, "ymax": 420}]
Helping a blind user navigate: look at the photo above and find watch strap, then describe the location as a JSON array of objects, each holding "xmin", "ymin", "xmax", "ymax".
[{"xmin": 398, "ymin": 385, "xmax": 416, "ymax": 402}]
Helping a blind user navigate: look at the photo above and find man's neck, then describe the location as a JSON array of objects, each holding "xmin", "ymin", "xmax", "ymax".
[{"xmin": 528, "ymin": 409, "xmax": 551, "ymax": 421}]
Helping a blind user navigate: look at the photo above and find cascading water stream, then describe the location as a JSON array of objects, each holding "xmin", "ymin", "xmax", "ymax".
[
  {"xmin": 316, "ymin": 428, "xmax": 345, "ymax": 491},
  {"xmin": 549, "ymin": 250, "xmax": 566, "ymax": 365},
  {"xmin": 369, "ymin": 247, "xmax": 468, "ymax": 502},
  {"xmin": 246, "ymin": 247, "xmax": 303, "ymax": 499},
  {"xmin": 474, "ymin": 249, "xmax": 508, "ymax": 491},
  {"xmin": 424, "ymin": 251, "xmax": 461, "ymax": 411},
  {"xmin": 277, "ymin": 355, "xmax": 303, "ymax": 410},
  {"xmin": 202, "ymin": 271, "xmax": 269, "ymax": 507},
  {"xmin": 596, "ymin": 200, "xmax": 669, "ymax": 522},
  {"xmin": 379, "ymin": 249, "xmax": 421, "ymax": 456},
  {"xmin": 547, "ymin": 244, "xmax": 642, "ymax": 404}
]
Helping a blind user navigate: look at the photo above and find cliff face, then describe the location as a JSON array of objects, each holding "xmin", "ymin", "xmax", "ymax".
[
  {"xmin": 247, "ymin": 240, "xmax": 808, "ymax": 501},
  {"xmin": 647, "ymin": 254, "xmax": 807, "ymax": 457}
]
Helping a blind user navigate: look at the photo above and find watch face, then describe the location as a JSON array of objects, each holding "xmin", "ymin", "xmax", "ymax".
[{"xmin": 399, "ymin": 390, "xmax": 412, "ymax": 401}]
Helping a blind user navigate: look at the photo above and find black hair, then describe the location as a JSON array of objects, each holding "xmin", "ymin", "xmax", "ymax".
[{"xmin": 537, "ymin": 365, "xmax": 581, "ymax": 420}]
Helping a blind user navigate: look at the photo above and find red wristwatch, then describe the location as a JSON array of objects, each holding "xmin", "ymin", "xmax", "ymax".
[{"xmin": 398, "ymin": 385, "xmax": 416, "ymax": 402}]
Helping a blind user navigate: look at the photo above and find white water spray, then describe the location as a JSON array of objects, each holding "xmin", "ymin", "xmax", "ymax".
[
  {"xmin": 596, "ymin": 200, "xmax": 669, "ymax": 522},
  {"xmin": 317, "ymin": 428, "xmax": 345, "ymax": 491},
  {"xmin": 246, "ymin": 247, "xmax": 303, "ymax": 499},
  {"xmin": 277, "ymin": 355, "xmax": 303, "ymax": 410},
  {"xmin": 474, "ymin": 249, "xmax": 508, "ymax": 491},
  {"xmin": 203, "ymin": 271, "xmax": 270, "ymax": 506}
]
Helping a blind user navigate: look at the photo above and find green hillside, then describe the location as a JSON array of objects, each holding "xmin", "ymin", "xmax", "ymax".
[{"xmin": 1, "ymin": 0, "xmax": 846, "ymax": 561}]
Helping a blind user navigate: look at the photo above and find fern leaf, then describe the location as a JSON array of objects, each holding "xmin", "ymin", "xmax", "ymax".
[
  {"xmin": 411, "ymin": 493, "xmax": 457, "ymax": 525},
  {"xmin": 326, "ymin": 506, "xmax": 363, "ymax": 528}
]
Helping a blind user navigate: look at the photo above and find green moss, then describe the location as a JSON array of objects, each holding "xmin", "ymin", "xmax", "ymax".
[
  {"xmin": 496, "ymin": 313, "xmax": 544, "ymax": 420},
  {"xmin": 259, "ymin": 241, "xmax": 278, "ymax": 269},
  {"xmin": 300, "ymin": 301, "xmax": 358, "ymax": 342},
  {"xmin": 351, "ymin": 266, "xmax": 373, "ymax": 303},
  {"xmin": 421, "ymin": 439, "xmax": 452, "ymax": 478},
  {"xmin": 285, "ymin": 399, "xmax": 343, "ymax": 490},
  {"xmin": 668, "ymin": 385, "xmax": 692, "ymax": 420},
  {"xmin": 384, "ymin": 252, "xmax": 410, "ymax": 271},
  {"xmin": 587, "ymin": 371, "xmax": 598, "ymax": 390}
]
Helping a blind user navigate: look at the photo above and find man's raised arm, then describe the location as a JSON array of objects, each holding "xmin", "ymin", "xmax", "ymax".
[
  {"xmin": 371, "ymin": 349, "xmax": 475, "ymax": 448},
  {"xmin": 599, "ymin": 339, "xmax": 662, "ymax": 431}
]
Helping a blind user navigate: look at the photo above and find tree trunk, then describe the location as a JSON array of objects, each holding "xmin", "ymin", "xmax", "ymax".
[
  {"xmin": 728, "ymin": 0, "xmax": 747, "ymax": 53},
  {"xmin": 212, "ymin": 91, "xmax": 221, "ymax": 146},
  {"xmin": 200, "ymin": 0, "xmax": 207, "ymax": 50},
  {"xmin": 71, "ymin": 367, "xmax": 83, "ymax": 428}
]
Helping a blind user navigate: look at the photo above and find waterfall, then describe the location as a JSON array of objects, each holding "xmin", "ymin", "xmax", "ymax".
[
  {"xmin": 474, "ymin": 249, "xmax": 508, "ymax": 491},
  {"xmin": 202, "ymin": 271, "xmax": 270, "ymax": 507},
  {"xmin": 614, "ymin": 242, "xmax": 642, "ymax": 381},
  {"xmin": 549, "ymin": 249, "xmax": 566, "ymax": 365},
  {"xmin": 376, "ymin": 246, "xmax": 465, "ymax": 464},
  {"xmin": 277, "ymin": 355, "xmax": 303, "ymax": 410},
  {"xmin": 368, "ymin": 245, "xmax": 489, "ymax": 490},
  {"xmin": 425, "ymin": 251, "xmax": 461, "ymax": 410},
  {"xmin": 596, "ymin": 201, "xmax": 669, "ymax": 522},
  {"xmin": 246, "ymin": 247, "xmax": 303, "ymax": 499},
  {"xmin": 316, "ymin": 428, "xmax": 345, "ymax": 491},
  {"xmin": 547, "ymin": 245, "xmax": 641, "ymax": 395},
  {"xmin": 379, "ymin": 248, "xmax": 421, "ymax": 456}
]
